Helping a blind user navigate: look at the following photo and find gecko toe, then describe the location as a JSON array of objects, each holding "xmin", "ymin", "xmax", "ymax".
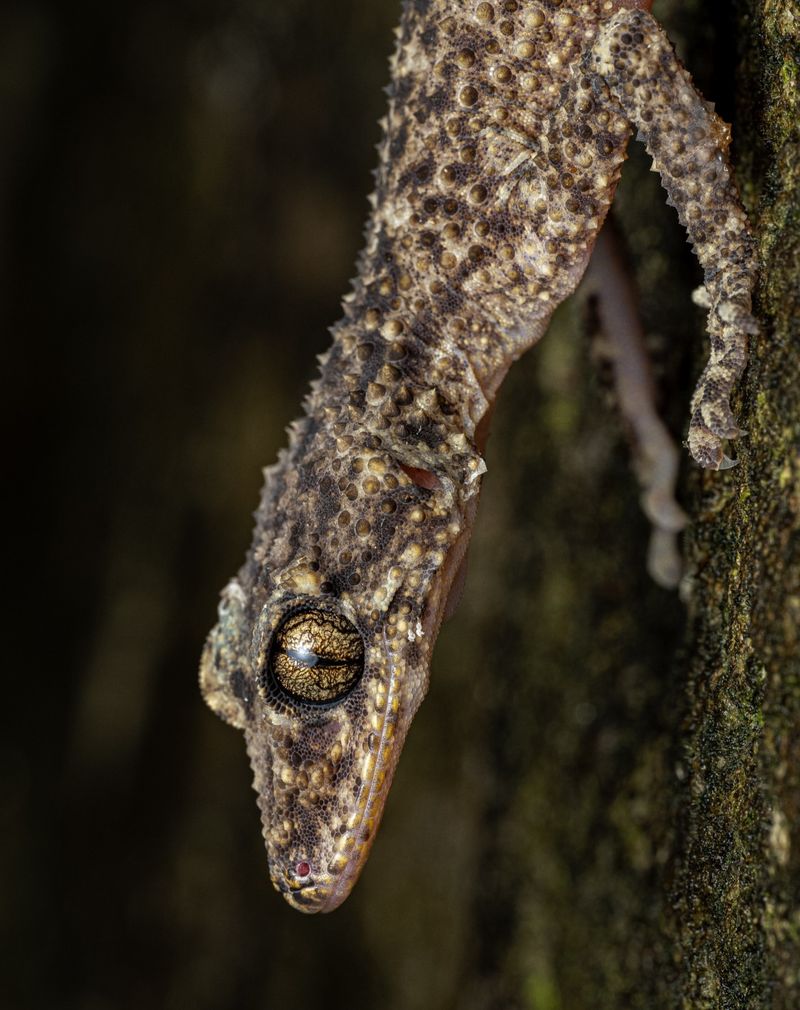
[
  {"xmin": 709, "ymin": 416, "xmax": 744, "ymax": 441},
  {"xmin": 687, "ymin": 426, "xmax": 722, "ymax": 469}
]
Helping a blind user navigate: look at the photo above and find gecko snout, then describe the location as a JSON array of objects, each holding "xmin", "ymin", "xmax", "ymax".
[{"xmin": 273, "ymin": 861, "xmax": 346, "ymax": 914}]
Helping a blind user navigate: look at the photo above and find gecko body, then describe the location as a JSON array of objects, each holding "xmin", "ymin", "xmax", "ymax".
[{"xmin": 200, "ymin": 0, "xmax": 757, "ymax": 912}]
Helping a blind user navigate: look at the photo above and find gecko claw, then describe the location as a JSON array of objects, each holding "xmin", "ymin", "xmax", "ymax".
[
  {"xmin": 688, "ymin": 409, "xmax": 747, "ymax": 470},
  {"xmin": 691, "ymin": 442, "xmax": 736, "ymax": 471}
]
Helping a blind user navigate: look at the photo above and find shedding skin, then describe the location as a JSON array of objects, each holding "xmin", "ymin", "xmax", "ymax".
[{"xmin": 200, "ymin": 0, "xmax": 758, "ymax": 913}]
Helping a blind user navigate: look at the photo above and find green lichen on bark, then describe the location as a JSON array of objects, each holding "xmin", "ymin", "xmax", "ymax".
[
  {"xmin": 669, "ymin": 1, "xmax": 800, "ymax": 1005},
  {"xmin": 452, "ymin": 3, "xmax": 799, "ymax": 1008}
]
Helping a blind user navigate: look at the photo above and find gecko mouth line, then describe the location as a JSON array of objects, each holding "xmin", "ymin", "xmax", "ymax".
[{"xmin": 281, "ymin": 641, "xmax": 404, "ymax": 914}]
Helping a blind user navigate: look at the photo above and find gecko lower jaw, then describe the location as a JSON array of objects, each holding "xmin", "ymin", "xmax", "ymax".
[
  {"xmin": 274, "ymin": 876, "xmax": 336, "ymax": 914},
  {"xmin": 269, "ymin": 651, "xmax": 405, "ymax": 913}
]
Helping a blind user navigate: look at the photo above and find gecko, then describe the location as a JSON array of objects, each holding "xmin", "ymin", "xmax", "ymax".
[{"xmin": 200, "ymin": 0, "xmax": 758, "ymax": 913}]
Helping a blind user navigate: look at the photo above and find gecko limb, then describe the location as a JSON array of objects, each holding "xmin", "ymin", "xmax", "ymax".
[
  {"xmin": 585, "ymin": 223, "xmax": 687, "ymax": 589},
  {"xmin": 591, "ymin": 9, "xmax": 758, "ymax": 470}
]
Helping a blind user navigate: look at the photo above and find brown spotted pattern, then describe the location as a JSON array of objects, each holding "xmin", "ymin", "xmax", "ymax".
[{"xmin": 200, "ymin": 0, "xmax": 758, "ymax": 912}]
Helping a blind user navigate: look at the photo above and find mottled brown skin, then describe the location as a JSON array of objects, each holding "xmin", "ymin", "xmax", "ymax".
[{"xmin": 200, "ymin": 0, "xmax": 758, "ymax": 913}]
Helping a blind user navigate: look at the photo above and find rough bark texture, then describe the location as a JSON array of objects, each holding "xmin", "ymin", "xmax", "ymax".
[
  {"xmin": 669, "ymin": 1, "xmax": 800, "ymax": 1003},
  {"xmin": 453, "ymin": 1, "xmax": 800, "ymax": 1005},
  {"xmin": 5, "ymin": 1, "xmax": 796, "ymax": 1008}
]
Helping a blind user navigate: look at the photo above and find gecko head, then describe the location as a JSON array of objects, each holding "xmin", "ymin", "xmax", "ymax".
[
  {"xmin": 200, "ymin": 437, "xmax": 482, "ymax": 913},
  {"xmin": 247, "ymin": 589, "xmax": 422, "ymax": 913}
]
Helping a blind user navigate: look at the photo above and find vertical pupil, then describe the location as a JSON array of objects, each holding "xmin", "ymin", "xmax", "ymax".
[{"xmin": 268, "ymin": 608, "xmax": 364, "ymax": 704}]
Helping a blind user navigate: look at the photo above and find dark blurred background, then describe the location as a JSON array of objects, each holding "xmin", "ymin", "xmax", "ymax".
[{"xmin": 3, "ymin": 1, "xmax": 730, "ymax": 1007}]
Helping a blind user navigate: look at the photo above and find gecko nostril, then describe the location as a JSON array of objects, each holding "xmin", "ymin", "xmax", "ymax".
[{"xmin": 295, "ymin": 861, "xmax": 311, "ymax": 879}]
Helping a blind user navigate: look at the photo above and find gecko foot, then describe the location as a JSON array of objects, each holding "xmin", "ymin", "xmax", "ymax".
[
  {"xmin": 687, "ymin": 310, "xmax": 754, "ymax": 469},
  {"xmin": 687, "ymin": 417, "xmax": 740, "ymax": 471},
  {"xmin": 687, "ymin": 358, "xmax": 748, "ymax": 469}
]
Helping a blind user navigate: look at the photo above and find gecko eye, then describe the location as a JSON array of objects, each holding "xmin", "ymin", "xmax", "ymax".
[{"xmin": 268, "ymin": 607, "xmax": 364, "ymax": 705}]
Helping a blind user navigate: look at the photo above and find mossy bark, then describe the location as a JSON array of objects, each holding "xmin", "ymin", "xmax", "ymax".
[
  {"xmin": 669, "ymin": 1, "xmax": 800, "ymax": 1004},
  {"xmin": 451, "ymin": 1, "xmax": 800, "ymax": 1006}
]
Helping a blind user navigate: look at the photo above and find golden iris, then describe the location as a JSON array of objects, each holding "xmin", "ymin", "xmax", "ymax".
[{"xmin": 269, "ymin": 608, "xmax": 364, "ymax": 704}]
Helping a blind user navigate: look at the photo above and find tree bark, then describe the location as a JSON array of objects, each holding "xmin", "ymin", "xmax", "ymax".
[{"xmin": 450, "ymin": 1, "xmax": 800, "ymax": 1006}]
